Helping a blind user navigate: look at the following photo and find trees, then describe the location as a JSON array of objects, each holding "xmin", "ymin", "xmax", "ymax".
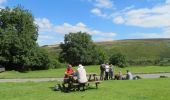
[
  {"xmin": 0, "ymin": 6, "xmax": 58, "ymax": 71},
  {"xmin": 109, "ymin": 52, "xmax": 127, "ymax": 68},
  {"xmin": 59, "ymin": 32, "xmax": 102, "ymax": 65}
]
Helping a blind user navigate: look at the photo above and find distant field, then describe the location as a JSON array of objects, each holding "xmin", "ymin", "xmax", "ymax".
[
  {"xmin": 0, "ymin": 66, "xmax": 170, "ymax": 79},
  {"xmin": 0, "ymin": 78, "xmax": 170, "ymax": 100}
]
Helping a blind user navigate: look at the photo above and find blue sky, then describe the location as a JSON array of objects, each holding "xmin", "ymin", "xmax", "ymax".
[{"xmin": 0, "ymin": 0, "xmax": 170, "ymax": 46}]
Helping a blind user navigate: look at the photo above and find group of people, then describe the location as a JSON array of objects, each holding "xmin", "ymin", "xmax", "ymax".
[
  {"xmin": 59, "ymin": 63, "xmax": 133, "ymax": 92},
  {"xmin": 100, "ymin": 63, "xmax": 114, "ymax": 80},
  {"xmin": 62, "ymin": 64, "xmax": 88, "ymax": 91},
  {"xmin": 100, "ymin": 63, "xmax": 133, "ymax": 80}
]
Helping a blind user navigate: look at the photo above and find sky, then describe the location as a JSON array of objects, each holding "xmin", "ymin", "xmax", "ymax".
[{"xmin": 0, "ymin": 0, "xmax": 170, "ymax": 46}]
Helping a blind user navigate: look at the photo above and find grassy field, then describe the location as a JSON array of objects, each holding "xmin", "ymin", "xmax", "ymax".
[
  {"xmin": 0, "ymin": 66, "xmax": 170, "ymax": 79},
  {"xmin": 0, "ymin": 78, "xmax": 170, "ymax": 100}
]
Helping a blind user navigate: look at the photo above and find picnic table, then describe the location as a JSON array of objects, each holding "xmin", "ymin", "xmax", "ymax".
[
  {"xmin": 60, "ymin": 73, "xmax": 101, "ymax": 92},
  {"xmin": 87, "ymin": 73, "xmax": 101, "ymax": 89}
]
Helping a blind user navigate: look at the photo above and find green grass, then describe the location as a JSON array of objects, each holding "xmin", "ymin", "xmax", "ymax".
[
  {"xmin": 0, "ymin": 78, "xmax": 170, "ymax": 100},
  {"xmin": 0, "ymin": 66, "xmax": 170, "ymax": 79}
]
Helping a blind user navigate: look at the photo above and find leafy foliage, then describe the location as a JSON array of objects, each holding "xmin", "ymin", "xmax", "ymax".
[
  {"xmin": 109, "ymin": 52, "xmax": 127, "ymax": 67},
  {"xmin": 59, "ymin": 32, "xmax": 106, "ymax": 65},
  {"xmin": 0, "ymin": 6, "xmax": 61, "ymax": 71}
]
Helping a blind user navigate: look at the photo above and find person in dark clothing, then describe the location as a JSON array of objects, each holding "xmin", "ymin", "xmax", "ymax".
[
  {"xmin": 109, "ymin": 64, "xmax": 114, "ymax": 80},
  {"xmin": 100, "ymin": 64, "xmax": 105, "ymax": 80}
]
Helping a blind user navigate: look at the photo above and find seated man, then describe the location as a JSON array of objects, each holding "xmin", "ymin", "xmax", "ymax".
[
  {"xmin": 76, "ymin": 64, "xmax": 88, "ymax": 91},
  {"xmin": 126, "ymin": 70, "xmax": 133, "ymax": 80},
  {"xmin": 62, "ymin": 64, "xmax": 74, "ymax": 92}
]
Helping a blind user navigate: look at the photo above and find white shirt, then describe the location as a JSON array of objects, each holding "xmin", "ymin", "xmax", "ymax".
[
  {"xmin": 77, "ymin": 65, "xmax": 88, "ymax": 83},
  {"xmin": 127, "ymin": 72, "xmax": 133, "ymax": 80},
  {"xmin": 105, "ymin": 65, "xmax": 110, "ymax": 72}
]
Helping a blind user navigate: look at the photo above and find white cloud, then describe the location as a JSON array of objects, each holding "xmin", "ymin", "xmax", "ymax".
[
  {"xmin": 0, "ymin": 0, "xmax": 6, "ymax": 4},
  {"xmin": 88, "ymin": 0, "xmax": 113, "ymax": 9},
  {"xmin": 112, "ymin": 0, "xmax": 170, "ymax": 28},
  {"xmin": 35, "ymin": 18, "xmax": 53, "ymax": 32},
  {"xmin": 0, "ymin": 0, "xmax": 6, "ymax": 8},
  {"xmin": 89, "ymin": 0, "xmax": 114, "ymax": 18},
  {"xmin": 54, "ymin": 22, "xmax": 116, "ymax": 37},
  {"xmin": 35, "ymin": 18, "xmax": 116, "ymax": 36},
  {"xmin": 39, "ymin": 35, "xmax": 54, "ymax": 40},
  {"xmin": 35, "ymin": 18, "xmax": 117, "ymax": 45},
  {"xmin": 110, "ymin": 0, "xmax": 170, "ymax": 40},
  {"xmin": 130, "ymin": 27, "xmax": 170, "ymax": 39},
  {"xmin": 113, "ymin": 16, "xmax": 125, "ymax": 24},
  {"xmin": 91, "ymin": 8, "xmax": 107, "ymax": 17},
  {"xmin": 94, "ymin": 0, "xmax": 113, "ymax": 9},
  {"xmin": 166, "ymin": 0, "xmax": 170, "ymax": 4}
]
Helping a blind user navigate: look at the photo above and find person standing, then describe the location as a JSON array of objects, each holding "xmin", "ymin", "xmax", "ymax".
[
  {"xmin": 104, "ymin": 63, "xmax": 110, "ymax": 80},
  {"xmin": 100, "ymin": 64, "xmax": 105, "ymax": 80},
  {"xmin": 109, "ymin": 64, "xmax": 114, "ymax": 80}
]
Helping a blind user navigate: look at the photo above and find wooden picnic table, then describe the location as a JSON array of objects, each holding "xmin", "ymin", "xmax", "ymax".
[
  {"xmin": 61, "ymin": 73, "xmax": 101, "ymax": 92},
  {"xmin": 87, "ymin": 73, "xmax": 101, "ymax": 89}
]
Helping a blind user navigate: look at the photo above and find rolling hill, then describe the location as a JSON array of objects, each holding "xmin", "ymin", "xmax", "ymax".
[{"xmin": 42, "ymin": 38, "xmax": 170, "ymax": 65}]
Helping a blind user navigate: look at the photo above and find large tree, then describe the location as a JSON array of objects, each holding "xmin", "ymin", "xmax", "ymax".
[
  {"xmin": 0, "ymin": 6, "xmax": 53, "ymax": 71},
  {"xmin": 59, "ymin": 32, "xmax": 99, "ymax": 65}
]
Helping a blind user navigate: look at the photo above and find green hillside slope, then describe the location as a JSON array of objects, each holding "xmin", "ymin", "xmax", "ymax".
[
  {"xmin": 42, "ymin": 38, "xmax": 170, "ymax": 65},
  {"xmin": 96, "ymin": 39, "xmax": 170, "ymax": 59}
]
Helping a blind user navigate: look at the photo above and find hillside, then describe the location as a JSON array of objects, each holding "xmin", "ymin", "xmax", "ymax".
[
  {"xmin": 96, "ymin": 39, "xmax": 170, "ymax": 59},
  {"xmin": 42, "ymin": 38, "xmax": 170, "ymax": 64}
]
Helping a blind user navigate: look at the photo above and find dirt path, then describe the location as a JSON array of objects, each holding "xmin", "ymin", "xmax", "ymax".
[{"xmin": 0, "ymin": 73, "xmax": 170, "ymax": 83}]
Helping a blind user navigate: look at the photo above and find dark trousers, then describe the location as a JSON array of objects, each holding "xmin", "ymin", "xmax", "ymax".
[
  {"xmin": 105, "ymin": 72, "xmax": 109, "ymax": 80},
  {"xmin": 100, "ymin": 70, "xmax": 105, "ymax": 80}
]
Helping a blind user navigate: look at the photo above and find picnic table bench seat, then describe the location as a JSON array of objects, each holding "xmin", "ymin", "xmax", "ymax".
[{"xmin": 87, "ymin": 81, "xmax": 101, "ymax": 89}]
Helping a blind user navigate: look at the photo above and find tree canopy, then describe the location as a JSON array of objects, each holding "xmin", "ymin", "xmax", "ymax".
[
  {"xmin": 0, "ymin": 6, "xmax": 60, "ymax": 71},
  {"xmin": 59, "ymin": 32, "xmax": 106, "ymax": 65}
]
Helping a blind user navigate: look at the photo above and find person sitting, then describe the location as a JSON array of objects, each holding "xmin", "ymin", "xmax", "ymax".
[
  {"xmin": 62, "ymin": 64, "xmax": 74, "ymax": 92},
  {"xmin": 115, "ymin": 71, "xmax": 123, "ymax": 80},
  {"xmin": 64, "ymin": 64, "xmax": 74, "ymax": 80},
  {"xmin": 76, "ymin": 64, "xmax": 88, "ymax": 91},
  {"xmin": 126, "ymin": 70, "xmax": 133, "ymax": 80}
]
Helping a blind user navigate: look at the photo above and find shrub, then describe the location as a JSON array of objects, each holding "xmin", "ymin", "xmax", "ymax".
[{"xmin": 109, "ymin": 52, "xmax": 128, "ymax": 68}]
